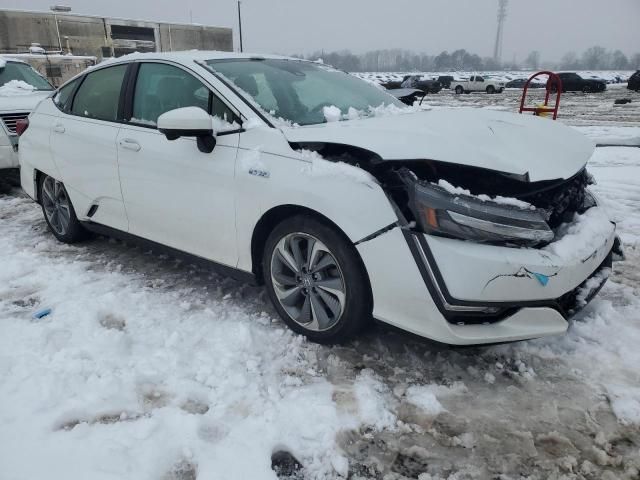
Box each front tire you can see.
[262,215,371,344]
[486,85,496,94]
[39,174,87,243]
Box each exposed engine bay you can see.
[292,142,596,247]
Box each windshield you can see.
[205,58,404,126]
[0,61,53,91]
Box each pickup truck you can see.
[452,75,505,94]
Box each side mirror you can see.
[157,106,216,153]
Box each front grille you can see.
[0,112,29,135]
[521,169,592,229]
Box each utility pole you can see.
[237,0,244,52]
[493,0,508,61]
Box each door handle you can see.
[119,138,141,152]
[52,123,65,133]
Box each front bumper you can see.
[0,131,19,169]
[357,213,617,345]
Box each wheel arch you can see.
[250,204,371,294]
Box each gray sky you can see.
[1,0,638,61]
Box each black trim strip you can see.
[402,229,613,324]
[121,62,140,122]
[354,222,398,245]
[81,221,257,285]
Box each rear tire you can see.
[455,85,464,94]
[262,215,371,344]
[39,174,87,243]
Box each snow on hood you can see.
[282,108,595,182]
[0,80,51,112]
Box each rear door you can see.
[50,63,129,231]
[116,61,240,266]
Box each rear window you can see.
[71,65,127,122]
[53,79,79,111]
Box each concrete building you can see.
[0,9,233,61]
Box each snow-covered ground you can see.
[1,94,639,479]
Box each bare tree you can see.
[581,46,608,69]
[525,51,540,70]
[610,50,629,70]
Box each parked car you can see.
[386,87,425,105]
[436,75,454,89]
[0,57,53,183]
[400,75,442,94]
[627,70,640,92]
[505,78,546,89]
[552,73,607,93]
[19,52,621,345]
[452,75,505,94]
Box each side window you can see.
[71,65,127,121]
[476,76,484,82]
[211,95,240,125]
[132,63,208,126]
[53,78,79,111]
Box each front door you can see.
[116,61,240,267]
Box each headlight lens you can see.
[410,181,554,246]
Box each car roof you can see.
[0,56,30,65]
[96,50,300,68]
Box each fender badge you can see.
[248,168,270,178]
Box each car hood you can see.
[0,91,51,113]
[281,108,594,182]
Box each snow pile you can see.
[543,206,614,262]
[437,179,534,209]
[211,115,240,133]
[575,267,611,307]
[322,105,342,123]
[353,369,397,430]
[605,385,640,426]
[0,79,36,96]
[0,196,359,480]
[298,149,378,188]
[405,386,444,416]
[405,382,468,417]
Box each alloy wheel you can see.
[41,177,71,236]
[270,232,346,332]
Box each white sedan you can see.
[18,51,621,344]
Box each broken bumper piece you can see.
[356,213,617,345]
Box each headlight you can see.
[409,181,554,246]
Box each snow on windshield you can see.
[0,61,53,91]
[0,79,37,97]
[204,58,405,126]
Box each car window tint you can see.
[53,79,79,110]
[71,65,127,121]
[132,63,210,126]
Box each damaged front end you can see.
[293,141,598,247]
[383,162,598,248]
[294,143,622,328]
